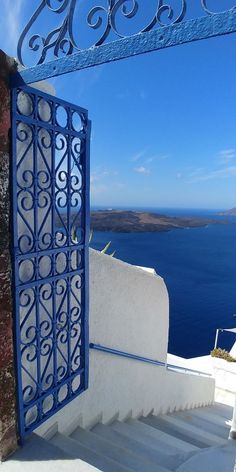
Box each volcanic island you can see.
[90,210,230,233]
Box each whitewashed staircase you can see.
[44,402,235,472]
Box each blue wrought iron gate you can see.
[11,84,90,440]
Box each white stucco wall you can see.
[36,249,214,436]
[212,357,236,406]
[89,249,169,360]
[230,341,236,358]
[168,353,236,406]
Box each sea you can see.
[90,207,236,359]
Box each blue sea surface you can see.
[90,208,236,358]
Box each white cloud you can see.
[188,168,205,179]
[218,149,236,164]
[189,166,236,182]
[131,150,169,165]
[90,167,121,197]
[131,149,148,162]
[2,0,24,51]
[90,167,123,199]
[90,175,97,184]
[134,166,150,175]
[90,184,108,196]
[91,168,118,183]
[146,154,168,164]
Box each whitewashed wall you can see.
[36,249,215,436]
[212,357,236,406]
[230,341,236,358]
[89,249,169,360]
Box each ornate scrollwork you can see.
[201,1,236,15]
[13,85,88,436]
[18,1,236,67]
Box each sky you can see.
[1,0,236,209]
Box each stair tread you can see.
[210,404,233,419]
[143,414,226,447]
[214,402,233,411]
[174,410,230,439]
[178,407,232,427]
[51,432,133,472]
[0,434,99,472]
[112,419,199,453]
[32,405,233,472]
[176,443,236,472]
[92,423,193,471]
[71,426,171,472]
[140,416,207,448]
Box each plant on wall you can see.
[72,227,115,257]
[211,348,236,362]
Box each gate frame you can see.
[0,50,19,462]
[11,83,91,441]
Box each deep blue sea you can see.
[90,208,236,358]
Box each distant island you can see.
[218,207,236,216]
[90,210,230,233]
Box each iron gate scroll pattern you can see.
[11,85,90,439]
[18,1,236,67]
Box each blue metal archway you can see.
[12,1,236,85]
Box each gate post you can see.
[0,50,18,460]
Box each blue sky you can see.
[2,1,236,209]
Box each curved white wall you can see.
[36,249,214,436]
[89,249,169,361]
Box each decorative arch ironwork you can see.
[14,1,236,84]
[17,1,236,67]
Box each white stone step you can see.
[143,414,227,448]
[111,419,199,454]
[174,409,230,439]
[209,403,233,419]
[127,418,202,453]
[214,402,233,411]
[176,443,236,472]
[50,432,133,472]
[140,416,205,448]
[0,433,100,472]
[92,422,193,471]
[70,425,170,472]
[179,407,232,428]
